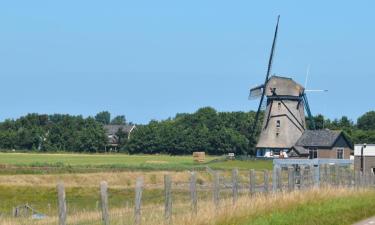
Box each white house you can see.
[354,144,375,174]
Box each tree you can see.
[111,115,126,125]
[95,111,111,125]
[357,111,375,130]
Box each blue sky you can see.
[0,1,374,124]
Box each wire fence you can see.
[2,165,375,225]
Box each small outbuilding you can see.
[103,124,136,151]
[288,130,353,159]
[354,144,375,175]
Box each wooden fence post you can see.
[355,170,360,188]
[276,167,282,191]
[335,164,340,186]
[272,166,278,192]
[322,164,327,185]
[347,168,353,188]
[57,182,66,225]
[288,167,294,191]
[213,171,220,210]
[314,165,320,187]
[263,170,269,194]
[249,169,256,196]
[299,166,305,189]
[134,177,143,225]
[190,172,197,214]
[100,181,109,225]
[232,169,239,204]
[164,175,172,224]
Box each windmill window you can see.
[278,102,281,110]
[276,120,281,128]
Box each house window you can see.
[309,148,318,159]
[372,168,375,175]
[337,148,344,159]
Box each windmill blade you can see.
[305,89,328,92]
[252,15,280,134]
[249,84,264,100]
[260,98,267,110]
[302,93,316,130]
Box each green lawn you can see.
[0,152,272,174]
[226,191,375,225]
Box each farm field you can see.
[0,152,273,174]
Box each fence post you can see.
[338,165,343,186]
[190,172,197,214]
[232,169,239,204]
[57,182,66,225]
[272,165,278,192]
[277,167,282,191]
[288,167,294,191]
[305,167,310,188]
[100,181,109,225]
[263,170,269,194]
[164,175,172,224]
[134,177,143,225]
[213,171,220,210]
[355,171,360,188]
[347,168,353,188]
[335,164,340,186]
[314,165,320,187]
[322,164,328,185]
[299,166,305,189]
[249,169,256,196]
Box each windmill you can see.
[249,16,317,158]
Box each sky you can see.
[0,1,374,124]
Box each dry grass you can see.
[0,169,264,188]
[1,187,373,225]
[0,171,199,188]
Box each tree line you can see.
[0,112,127,152]
[0,109,373,154]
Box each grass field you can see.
[0,152,273,174]
[0,153,374,225]
[2,187,374,225]
[0,152,272,221]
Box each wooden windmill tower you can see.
[249,16,316,158]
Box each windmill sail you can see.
[249,85,264,100]
[251,15,280,134]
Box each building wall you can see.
[317,147,351,159]
[354,144,375,156]
[354,156,375,174]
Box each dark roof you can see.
[103,124,135,135]
[290,145,309,155]
[294,130,342,148]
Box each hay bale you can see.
[193,152,205,163]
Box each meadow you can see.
[0,152,273,174]
[0,152,272,222]
[2,153,373,225]
[1,187,375,225]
